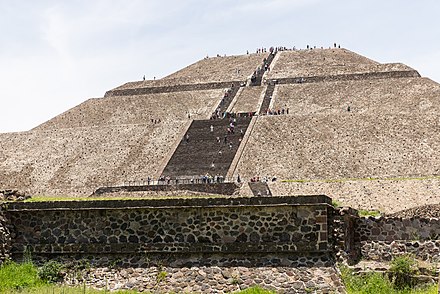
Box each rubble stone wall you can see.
[4,196,331,264]
[0,208,11,264]
[357,217,440,242]
[356,216,440,262]
[361,240,440,262]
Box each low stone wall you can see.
[5,196,332,262]
[93,182,240,196]
[355,216,440,262]
[3,196,344,292]
[9,195,440,290]
[357,217,440,242]
[361,240,440,262]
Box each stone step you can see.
[162,117,252,178]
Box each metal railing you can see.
[120,176,241,187]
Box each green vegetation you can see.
[0,261,276,294]
[38,260,64,283]
[0,261,136,293]
[0,261,46,292]
[389,255,419,290]
[358,209,381,217]
[4,286,139,294]
[340,258,438,294]
[156,270,167,283]
[332,199,342,208]
[233,286,276,294]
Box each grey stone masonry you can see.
[357,216,440,242]
[0,208,11,264]
[4,196,332,261]
[355,216,440,262]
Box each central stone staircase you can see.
[251,51,276,86]
[161,117,252,179]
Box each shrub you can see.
[38,260,64,283]
[389,254,418,290]
[340,265,394,294]
[156,270,167,283]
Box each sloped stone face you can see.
[237,113,440,182]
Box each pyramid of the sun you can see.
[1,48,440,213]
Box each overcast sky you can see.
[1,0,439,133]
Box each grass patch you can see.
[0,261,46,292]
[340,264,438,294]
[332,200,342,208]
[0,261,275,294]
[358,209,381,217]
[4,285,139,293]
[0,261,137,294]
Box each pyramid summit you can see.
[1,47,440,213]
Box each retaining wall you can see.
[93,182,240,196]
[105,81,242,97]
[271,69,420,85]
[4,195,440,291]
[4,196,332,267]
[356,216,440,262]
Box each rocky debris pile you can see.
[0,190,31,202]
[65,266,346,293]
[388,204,440,218]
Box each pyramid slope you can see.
[235,113,440,180]
[35,89,223,131]
[0,121,186,195]
[267,49,417,79]
[2,47,440,209]
[163,52,269,83]
[271,77,440,115]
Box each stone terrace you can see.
[0,121,186,196]
[111,76,233,92]
[267,178,440,214]
[235,113,440,181]
[267,48,416,79]
[35,89,223,130]
[108,52,270,93]
[230,86,266,114]
[162,53,269,84]
[272,77,440,115]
